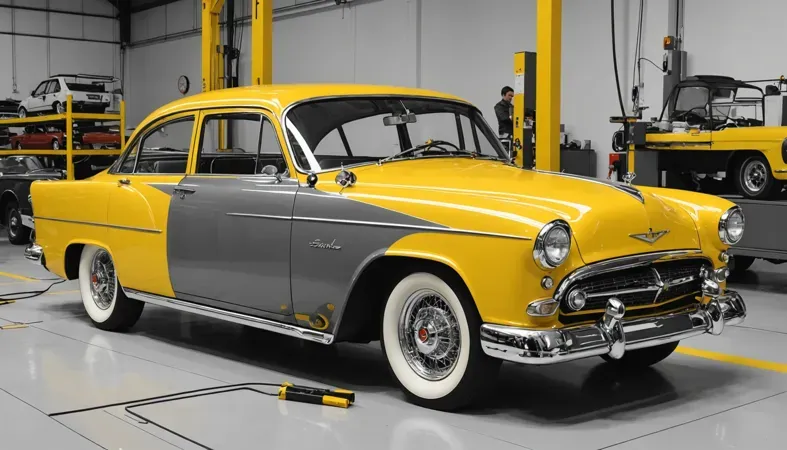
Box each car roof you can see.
[144,84,470,123]
[677,75,762,92]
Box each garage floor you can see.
[1,239,786,450]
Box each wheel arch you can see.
[63,240,115,281]
[0,190,19,226]
[333,253,474,343]
[726,149,766,176]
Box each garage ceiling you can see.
[126,0,183,13]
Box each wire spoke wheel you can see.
[742,160,768,193]
[89,249,116,310]
[398,288,461,381]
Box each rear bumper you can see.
[480,290,746,365]
[24,242,43,266]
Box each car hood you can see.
[342,158,700,264]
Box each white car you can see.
[18,74,119,118]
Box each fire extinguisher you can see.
[608,153,623,181]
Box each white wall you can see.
[0,0,120,101]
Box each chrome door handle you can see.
[118,178,130,186]
[173,187,196,199]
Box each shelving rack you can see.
[0,94,125,180]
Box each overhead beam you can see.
[0,4,115,19]
[535,0,561,172]
[130,0,183,13]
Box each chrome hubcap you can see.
[398,289,461,381]
[89,250,116,310]
[743,160,767,193]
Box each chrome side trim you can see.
[34,216,162,234]
[291,216,531,241]
[226,212,291,221]
[480,290,746,365]
[775,169,787,173]
[553,249,703,300]
[124,288,334,345]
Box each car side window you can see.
[47,80,61,94]
[33,82,48,97]
[115,138,139,173]
[132,117,195,174]
[197,112,287,176]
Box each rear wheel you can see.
[78,245,144,331]
[735,154,781,199]
[381,271,500,411]
[5,201,30,245]
[601,341,679,370]
[15,142,22,150]
[52,139,60,150]
[17,107,26,118]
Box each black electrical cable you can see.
[631,0,644,95]
[0,279,66,300]
[639,57,665,72]
[610,0,626,116]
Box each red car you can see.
[10,126,70,150]
[80,127,121,149]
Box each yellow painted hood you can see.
[337,158,700,264]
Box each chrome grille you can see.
[560,258,710,314]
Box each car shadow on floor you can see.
[125,306,746,422]
[729,269,787,294]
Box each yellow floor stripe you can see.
[678,347,787,374]
[0,271,36,282]
[43,290,80,296]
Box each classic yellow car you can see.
[25,84,747,411]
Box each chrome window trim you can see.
[34,216,162,234]
[279,94,504,175]
[226,212,291,221]
[553,249,704,301]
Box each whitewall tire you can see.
[78,245,144,331]
[381,270,500,411]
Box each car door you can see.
[167,109,296,316]
[28,81,49,112]
[105,112,197,297]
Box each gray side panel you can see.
[167,176,297,315]
[290,188,440,334]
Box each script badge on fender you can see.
[629,228,669,244]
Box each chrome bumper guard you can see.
[480,290,746,365]
[24,242,43,266]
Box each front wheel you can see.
[730,255,755,275]
[381,271,500,411]
[78,245,144,331]
[5,201,30,245]
[17,107,26,118]
[601,340,679,370]
[735,155,781,199]
[53,102,65,115]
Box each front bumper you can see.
[480,290,746,365]
[24,242,43,266]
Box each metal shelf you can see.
[0,94,125,180]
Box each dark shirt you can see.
[495,99,513,136]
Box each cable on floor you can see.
[0,279,66,301]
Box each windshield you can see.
[0,156,43,173]
[284,97,507,172]
[669,85,763,123]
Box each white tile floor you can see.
[1,239,786,450]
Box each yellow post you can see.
[251,0,272,85]
[120,100,126,149]
[201,0,224,93]
[535,0,561,172]
[66,94,74,181]
[513,52,525,168]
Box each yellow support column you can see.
[202,0,224,93]
[120,100,126,149]
[535,0,561,172]
[513,52,525,168]
[251,0,272,85]
[66,95,74,181]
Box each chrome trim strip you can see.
[291,216,531,241]
[775,169,787,173]
[553,249,703,300]
[124,288,334,345]
[480,290,746,365]
[226,212,291,221]
[34,216,162,234]
[586,286,660,298]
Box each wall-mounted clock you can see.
[178,75,190,95]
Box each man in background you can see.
[495,86,514,138]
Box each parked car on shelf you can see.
[26,84,747,411]
[77,125,121,149]
[0,155,63,244]
[10,125,78,150]
[0,99,20,147]
[18,74,119,118]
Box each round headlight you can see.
[534,220,571,270]
[718,206,745,245]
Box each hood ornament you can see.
[622,172,637,185]
[630,228,669,244]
